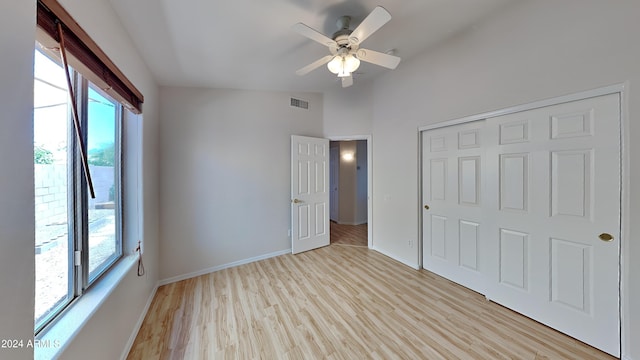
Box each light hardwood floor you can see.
[127,245,614,359]
[330,222,367,246]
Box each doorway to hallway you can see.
[329,138,370,248]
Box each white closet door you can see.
[421,93,621,356]
[485,93,620,356]
[421,120,489,295]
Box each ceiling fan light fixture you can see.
[344,54,360,73]
[327,54,360,77]
[327,56,342,74]
[294,6,399,87]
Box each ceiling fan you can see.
[293,6,401,88]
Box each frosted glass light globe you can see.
[343,54,360,73]
[327,56,342,74]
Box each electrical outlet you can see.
[408,240,413,248]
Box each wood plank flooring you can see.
[127,245,614,359]
[330,222,367,246]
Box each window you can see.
[34,0,143,340]
[34,47,123,333]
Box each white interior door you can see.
[485,94,620,356]
[421,120,489,295]
[421,93,621,356]
[291,135,330,254]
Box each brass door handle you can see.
[424,205,430,210]
[598,233,614,242]
[292,199,303,204]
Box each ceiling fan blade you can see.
[356,48,401,69]
[341,75,353,88]
[296,55,334,76]
[292,23,338,49]
[349,6,391,46]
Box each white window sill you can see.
[35,255,137,360]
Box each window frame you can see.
[34,47,125,334]
[33,47,76,333]
[33,0,143,343]
[80,79,124,288]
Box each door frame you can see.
[329,146,339,222]
[417,83,629,357]
[327,135,373,248]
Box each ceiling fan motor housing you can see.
[334,34,352,49]
[336,16,351,31]
[332,16,355,47]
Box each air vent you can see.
[290,97,309,110]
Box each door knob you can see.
[424,205,430,210]
[292,199,303,204]
[598,233,614,242]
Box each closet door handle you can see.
[598,233,614,242]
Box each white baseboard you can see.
[622,355,634,360]
[371,246,420,270]
[120,282,159,360]
[158,249,292,286]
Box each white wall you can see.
[335,140,368,225]
[158,87,323,281]
[337,141,358,224]
[0,1,37,358]
[323,83,373,137]
[369,0,639,358]
[0,0,160,358]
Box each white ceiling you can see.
[108,0,518,93]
